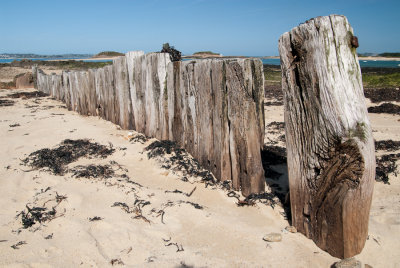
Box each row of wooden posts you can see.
[34,15,375,259]
[35,53,266,197]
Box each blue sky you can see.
[1,0,399,56]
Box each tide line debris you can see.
[368,103,400,115]
[16,191,68,230]
[0,99,14,107]
[144,140,216,186]
[375,140,400,152]
[162,237,184,252]
[376,153,400,184]
[89,216,103,222]
[110,258,124,266]
[22,139,115,175]
[364,87,400,103]
[71,164,115,179]
[6,90,48,99]
[165,187,197,197]
[11,241,27,249]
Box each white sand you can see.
[0,88,399,267]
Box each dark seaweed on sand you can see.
[376,153,400,184]
[145,140,215,184]
[71,164,115,179]
[368,103,400,115]
[0,99,15,107]
[6,91,48,99]
[364,88,400,103]
[129,133,148,144]
[18,205,56,228]
[375,140,400,152]
[22,139,115,175]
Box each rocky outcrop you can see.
[34,52,265,196]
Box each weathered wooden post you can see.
[279,15,375,258]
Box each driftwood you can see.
[279,15,375,258]
[34,54,265,196]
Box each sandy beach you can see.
[0,84,398,267]
[358,56,400,61]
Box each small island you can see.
[91,51,125,59]
[183,51,223,59]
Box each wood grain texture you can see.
[166,59,265,196]
[279,15,375,258]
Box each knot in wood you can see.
[351,36,359,48]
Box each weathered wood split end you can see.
[279,15,375,258]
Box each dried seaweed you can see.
[177,200,203,210]
[19,205,56,228]
[375,140,400,152]
[364,88,400,103]
[110,258,124,266]
[245,193,278,208]
[71,164,115,179]
[165,187,197,197]
[44,233,53,239]
[162,237,184,252]
[227,191,277,208]
[11,241,27,249]
[112,200,152,223]
[376,153,400,184]
[145,140,216,185]
[9,123,20,127]
[89,216,103,222]
[129,133,148,144]
[111,202,131,213]
[264,84,283,102]
[22,139,115,175]
[6,91,48,99]
[266,121,285,134]
[0,99,14,107]
[368,103,400,115]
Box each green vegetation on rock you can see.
[93,51,124,58]
[193,51,220,56]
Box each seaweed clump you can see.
[0,99,14,107]
[16,192,67,229]
[375,140,400,152]
[375,153,400,184]
[71,164,115,179]
[22,139,115,175]
[161,43,181,62]
[368,103,400,115]
[364,88,400,103]
[144,140,215,185]
[19,206,57,228]
[6,90,48,99]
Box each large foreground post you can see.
[279,15,375,258]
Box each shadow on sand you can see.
[261,145,291,222]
